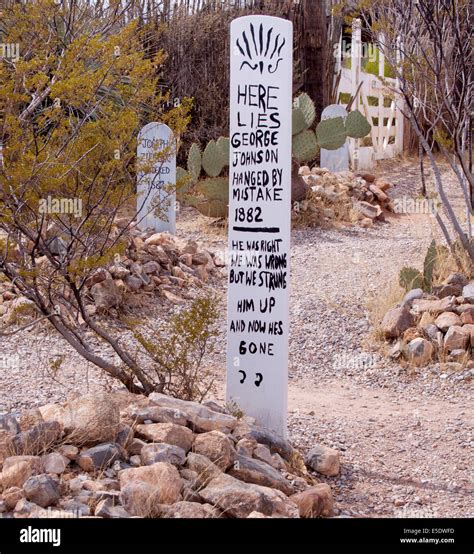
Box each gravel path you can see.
[0,157,472,518]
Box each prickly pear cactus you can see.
[345,109,372,139]
[292,130,319,163]
[294,92,316,129]
[216,136,230,167]
[292,107,308,136]
[422,239,437,292]
[316,117,347,150]
[195,177,229,218]
[399,267,424,292]
[187,143,202,183]
[202,140,225,178]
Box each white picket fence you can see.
[335,19,404,169]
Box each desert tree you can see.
[358,0,473,262]
[0,0,216,397]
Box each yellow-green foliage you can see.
[132,295,220,402]
[0,0,191,284]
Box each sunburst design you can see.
[236,22,286,74]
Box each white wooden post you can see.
[227,15,293,438]
[350,18,362,170]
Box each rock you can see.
[448,349,469,363]
[42,452,67,474]
[144,233,167,247]
[369,184,388,203]
[433,284,463,298]
[161,289,186,304]
[57,445,79,460]
[85,268,109,288]
[305,445,340,476]
[136,423,193,452]
[0,429,14,466]
[374,178,392,191]
[359,172,376,183]
[191,252,209,266]
[460,324,474,347]
[425,324,441,342]
[127,438,147,457]
[360,218,373,229]
[94,498,131,518]
[228,454,295,495]
[128,406,187,427]
[140,443,186,466]
[3,486,25,510]
[124,275,142,291]
[115,424,134,449]
[38,403,66,427]
[0,456,42,488]
[406,338,434,367]
[233,422,294,461]
[199,474,299,518]
[388,340,404,359]
[402,288,424,307]
[193,431,235,471]
[91,279,121,309]
[412,296,456,314]
[185,453,222,488]
[160,501,219,519]
[444,273,468,287]
[354,201,380,219]
[13,498,41,517]
[444,326,470,351]
[290,484,333,518]
[149,393,236,434]
[109,264,130,280]
[462,282,474,302]
[381,307,414,339]
[12,421,61,456]
[77,443,121,472]
[129,455,141,467]
[434,312,461,332]
[236,438,257,457]
[0,414,20,435]
[402,327,424,343]
[119,462,182,516]
[253,444,277,467]
[17,409,44,432]
[142,261,160,274]
[460,307,474,325]
[23,474,60,508]
[62,393,120,446]
[299,166,311,176]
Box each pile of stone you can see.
[296,166,393,228]
[0,392,340,519]
[381,273,474,371]
[0,230,225,324]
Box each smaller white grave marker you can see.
[137,122,176,233]
[319,104,350,172]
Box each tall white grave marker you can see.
[137,122,176,233]
[227,16,293,438]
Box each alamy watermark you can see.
[333,351,377,372]
[333,40,377,63]
[393,196,440,216]
[38,196,83,218]
[0,43,20,62]
[0,353,20,371]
